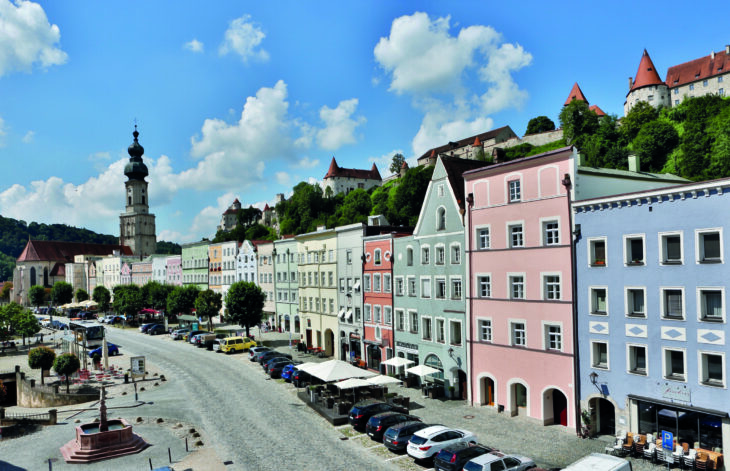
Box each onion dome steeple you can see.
[124,125,149,181]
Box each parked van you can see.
[563,453,632,471]
[219,337,248,354]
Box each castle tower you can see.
[119,126,156,257]
[624,49,670,115]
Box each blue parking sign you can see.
[662,430,674,450]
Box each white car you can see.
[463,451,536,471]
[407,425,477,460]
[170,328,190,340]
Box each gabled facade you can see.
[336,223,366,361]
[181,240,209,290]
[273,237,299,334]
[255,241,276,327]
[152,255,168,285]
[363,234,394,371]
[208,242,223,293]
[220,240,238,313]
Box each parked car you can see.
[280,364,299,382]
[217,337,248,353]
[139,323,156,333]
[88,343,119,358]
[171,328,190,340]
[407,425,477,461]
[249,346,270,362]
[434,443,496,471]
[463,451,536,471]
[366,412,421,442]
[188,331,210,344]
[267,359,296,378]
[147,324,166,335]
[291,367,312,387]
[383,421,431,452]
[257,350,291,365]
[561,453,632,471]
[262,355,292,371]
[348,401,408,431]
[212,339,224,352]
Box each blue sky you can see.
[1,1,728,243]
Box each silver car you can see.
[170,328,190,340]
[463,451,536,471]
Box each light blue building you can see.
[574,179,730,453]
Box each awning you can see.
[338,309,346,319]
[345,310,353,321]
[406,364,440,377]
[177,315,197,321]
[627,394,729,418]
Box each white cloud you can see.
[316,98,366,151]
[294,156,319,169]
[184,38,204,53]
[412,112,494,158]
[0,0,67,76]
[180,192,238,242]
[21,130,34,143]
[219,14,269,63]
[0,116,6,146]
[88,151,111,162]
[275,171,290,186]
[368,149,405,176]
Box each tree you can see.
[167,285,200,317]
[194,289,222,331]
[112,285,143,321]
[620,101,659,142]
[51,281,73,306]
[75,289,89,303]
[141,281,173,312]
[14,307,40,346]
[1,281,12,300]
[225,282,265,337]
[559,100,599,149]
[53,353,80,393]
[238,206,263,228]
[525,116,556,135]
[29,285,46,307]
[28,346,56,385]
[387,165,434,226]
[632,120,680,172]
[334,188,372,226]
[92,285,111,313]
[389,153,406,175]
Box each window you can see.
[421,278,431,298]
[422,317,432,340]
[355,307,361,322]
[626,288,646,317]
[365,305,371,322]
[409,311,418,334]
[373,274,381,292]
[591,288,607,314]
[339,278,345,293]
[438,184,444,196]
[698,230,722,262]
[329,299,334,314]
[674,88,679,95]
[383,306,392,325]
[700,352,724,387]
[384,274,392,293]
[626,236,645,265]
[509,275,525,299]
[451,279,462,300]
[477,227,490,250]
[435,246,445,265]
[690,84,695,91]
[407,248,413,266]
[374,249,382,265]
[421,247,430,264]
[477,275,491,298]
[662,288,684,319]
[592,342,609,369]
[363,274,371,292]
[543,220,559,246]
[508,180,521,202]
[396,310,405,331]
[395,277,404,296]
[511,322,526,346]
[544,275,561,300]
[374,306,382,323]
[699,289,723,321]
[478,319,492,342]
[721,88,725,97]
[436,279,446,299]
[435,318,445,343]
[408,277,416,297]
[628,345,647,375]
[450,320,462,346]
[509,224,524,248]
[437,208,446,231]
[664,348,686,381]
[703,79,708,87]
[346,249,352,264]
[545,325,562,351]
[451,245,461,264]
[661,233,682,264]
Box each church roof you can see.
[564,82,588,105]
[629,49,665,93]
[417,126,517,162]
[589,105,606,116]
[666,48,730,88]
[17,240,133,263]
[323,157,382,181]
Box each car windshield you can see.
[409,435,427,445]
[463,462,483,471]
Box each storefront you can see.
[395,341,419,366]
[365,341,382,372]
[349,332,361,362]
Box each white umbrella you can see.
[381,357,414,367]
[307,359,377,382]
[294,362,321,373]
[406,364,440,377]
[335,377,372,390]
[82,300,98,308]
[367,375,402,386]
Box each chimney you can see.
[628,77,633,90]
[628,154,640,173]
[726,45,730,55]
[712,51,716,60]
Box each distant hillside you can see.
[0,215,181,281]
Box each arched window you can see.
[43,267,49,287]
[30,267,37,287]
[424,354,445,381]
[406,248,413,266]
[437,208,446,231]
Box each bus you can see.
[67,320,106,348]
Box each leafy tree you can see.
[155,240,182,255]
[334,188,372,226]
[75,289,89,303]
[525,116,556,135]
[141,281,173,312]
[621,101,659,142]
[53,353,81,393]
[559,100,599,149]
[194,289,222,331]
[238,206,263,228]
[112,285,143,320]
[29,285,46,307]
[51,281,73,306]
[225,281,265,337]
[389,153,406,175]
[245,224,276,241]
[167,285,200,317]
[14,307,41,345]
[581,115,627,168]
[92,285,111,313]
[1,281,12,300]
[370,184,391,217]
[277,182,327,235]
[28,346,56,385]
[387,165,434,226]
[632,120,680,172]
[708,107,730,178]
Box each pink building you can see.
[166,255,182,286]
[362,236,395,372]
[464,147,576,430]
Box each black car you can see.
[267,359,297,378]
[382,421,431,452]
[433,443,496,471]
[258,350,292,365]
[147,324,166,335]
[262,356,290,371]
[291,368,312,387]
[348,401,408,431]
[366,412,421,441]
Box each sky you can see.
[1,0,729,244]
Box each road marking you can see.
[384,454,409,462]
[367,443,384,450]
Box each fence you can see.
[0,407,57,425]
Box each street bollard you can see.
[148,458,152,470]
[185,437,188,452]
[168,447,172,463]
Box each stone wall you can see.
[15,369,98,408]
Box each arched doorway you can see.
[542,388,568,426]
[509,382,528,417]
[480,376,495,406]
[324,329,334,357]
[294,316,300,334]
[458,369,467,400]
[589,397,616,436]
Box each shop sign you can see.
[396,341,418,350]
[130,356,145,377]
[661,383,691,402]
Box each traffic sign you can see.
[662,430,674,450]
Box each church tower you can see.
[119,126,156,257]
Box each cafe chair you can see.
[643,442,657,463]
[682,449,697,470]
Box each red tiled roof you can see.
[589,105,606,116]
[417,126,517,162]
[629,49,664,92]
[263,204,270,212]
[223,207,240,215]
[323,156,381,181]
[666,48,730,88]
[564,82,588,105]
[50,262,65,277]
[473,136,481,146]
[17,240,133,263]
